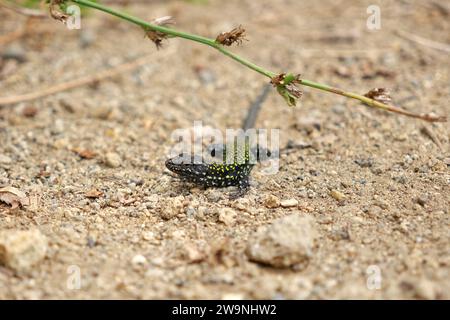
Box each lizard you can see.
[165,84,272,197]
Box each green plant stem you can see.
[71,0,275,78]
[298,79,443,121]
[69,0,445,122]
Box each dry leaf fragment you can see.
[0,187,29,209]
[72,148,96,159]
[85,189,103,199]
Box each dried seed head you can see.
[271,73,303,106]
[285,83,303,99]
[270,73,286,86]
[146,16,175,49]
[364,88,392,104]
[49,0,69,24]
[215,25,247,46]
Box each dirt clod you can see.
[0,229,47,274]
[264,195,281,208]
[246,215,316,268]
[218,208,237,226]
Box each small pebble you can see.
[280,198,298,208]
[183,243,204,263]
[105,152,121,168]
[232,198,251,211]
[218,208,237,226]
[131,254,147,266]
[246,215,316,268]
[0,229,47,274]
[415,194,428,207]
[0,155,12,164]
[264,195,281,208]
[330,189,346,201]
[160,196,184,220]
[142,231,154,241]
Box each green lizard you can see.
[165,84,272,197]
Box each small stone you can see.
[330,227,351,241]
[131,254,147,266]
[218,208,237,226]
[142,231,155,241]
[232,198,251,211]
[0,155,12,165]
[414,280,436,299]
[87,236,96,248]
[367,206,382,218]
[264,195,281,208]
[246,214,316,268]
[205,189,225,202]
[373,199,389,210]
[354,158,374,168]
[395,133,408,142]
[330,189,346,201]
[160,196,184,220]
[0,229,47,273]
[22,105,38,118]
[194,206,207,220]
[392,174,407,184]
[92,106,112,120]
[105,152,121,168]
[280,198,298,208]
[183,243,204,263]
[370,165,384,175]
[400,279,436,299]
[51,119,65,134]
[2,44,27,63]
[415,195,428,207]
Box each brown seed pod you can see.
[49,0,69,23]
[364,88,392,104]
[270,73,301,86]
[285,83,303,99]
[215,25,247,46]
[146,16,175,49]
[270,73,286,86]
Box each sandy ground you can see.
[0,0,449,299]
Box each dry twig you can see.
[395,29,450,53]
[0,54,154,106]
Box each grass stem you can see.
[68,0,446,122]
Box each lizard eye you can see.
[210,148,216,157]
